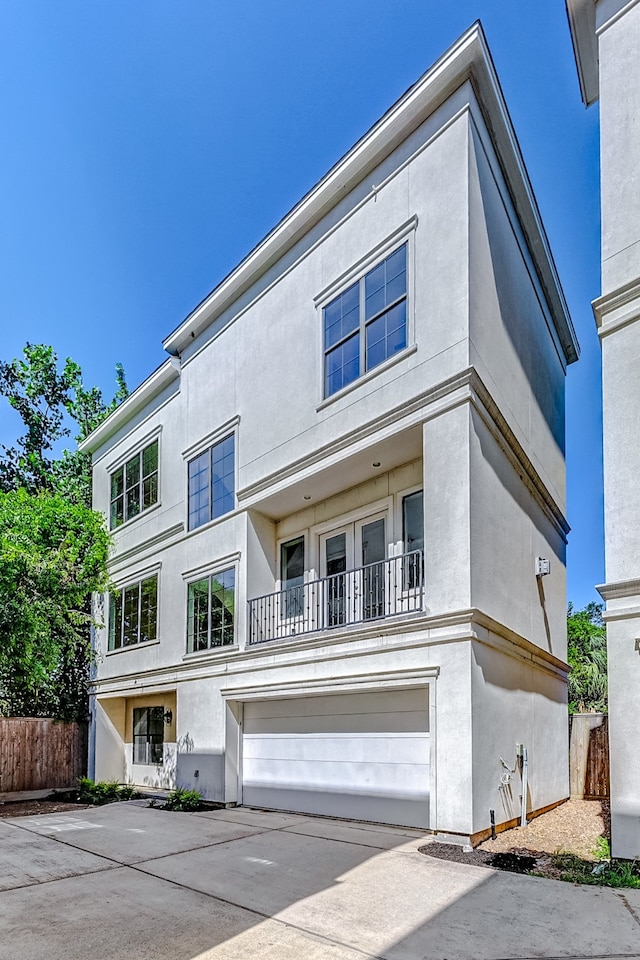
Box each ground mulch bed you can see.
[420,799,611,880]
[0,797,91,818]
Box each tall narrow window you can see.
[133,706,164,765]
[324,244,407,397]
[281,536,305,618]
[187,568,235,652]
[109,574,158,651]
[188,434,235,530]
[403,490,424,589]
[110,439,159,529]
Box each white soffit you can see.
[566,0,599,106]
[161,21,579,367]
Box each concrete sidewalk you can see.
[0,802,638,960]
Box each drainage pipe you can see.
[520,747,528,827]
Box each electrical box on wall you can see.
[535,557,551,577]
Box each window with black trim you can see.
[188,434,235,530]
[324,243,407,397]
[280,536,305,618]
[110,440,158,529]
[109,574,158,651]
[133,706,164,765]
[187,567,235,652]
[402,490,424,589]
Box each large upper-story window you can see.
[187,567,236,652]
[109,574,158,651]
[188,434,235,530]
[324,243,407,397]
[110,440,158,529]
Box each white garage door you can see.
[241,689,430,829]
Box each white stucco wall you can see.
[599,0,640,293]
[87,40,573,840]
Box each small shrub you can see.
[161,787,202,812]
[77,777,138,805]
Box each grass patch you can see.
[547,852,640,888]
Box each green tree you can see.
[0,343,128,719]
[567,602,608,714]
[0,489,111,720]
[0,342,127,506]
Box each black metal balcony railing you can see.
[248,550,424,645]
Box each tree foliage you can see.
[0,343,128,507]
[0,489,111,720]
[0,343,128,719]
[567,602,608,714]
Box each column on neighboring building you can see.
[595,0,640,860]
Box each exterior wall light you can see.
[163,709,173,726]
[635,639,640,655]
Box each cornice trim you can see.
[237,366,474,503]
[238,366,569,540]
[596,577,640,601]
[593,276,640,338]
[109,522,184,571]
[468,372,570,539]
[91,604,567,696]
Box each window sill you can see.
[317,343,418,411]
[106,638,161,656]
[183,507,241,541]
[182,644,239,663]
[111,500,163,535]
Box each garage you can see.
[241,688,430,829]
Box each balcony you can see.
[247,551,424,645]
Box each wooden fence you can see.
[569,712,610,799]
[0,718,88,795]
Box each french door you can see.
[320,514,386,627]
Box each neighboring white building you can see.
[82,24,578,845]
[567,0,640,858]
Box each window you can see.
[133,706,164,765]
[281,536,305,618]
[110,440,158,528]
[187,567,235,652]
[188,434,235,530]
[109,574,158,651]
[403,490,424,588]
[324,244,407,397]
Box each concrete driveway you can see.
[0,802,639,960]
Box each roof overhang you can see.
[566,0,599,106]
[162,21,579,366]
[79,357,181,455]
[82,22,580,452]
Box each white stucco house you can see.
[567,0,640,858]
[82,23,578,845]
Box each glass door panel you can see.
[325,531,347,627]
[358,516,386,620]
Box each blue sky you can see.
[0,1,602,607]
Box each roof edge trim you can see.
[566,0,599,106]
[79,357,181,455]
